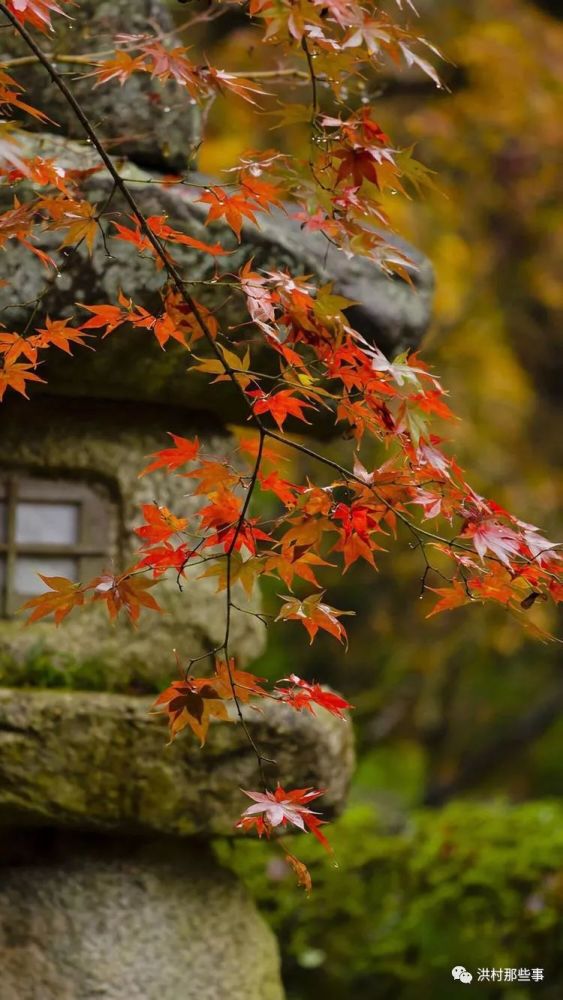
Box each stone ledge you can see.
[0,688,355,836]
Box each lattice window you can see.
[0,477,109,617]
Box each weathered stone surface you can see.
[0,835,284,1000]
[1,132,433,426]
[1,0,200,170]
[0,398,265,692]
[0,688,355,834]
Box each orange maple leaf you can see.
[0,360,45,400]
[91,571,162,624]
[212,658,269,703]
[198,187,259,242]
[32,317,93,355]
[276,592,355,645]
[21,574,86,625]
[426,579,472,617]
[139,433,200,477]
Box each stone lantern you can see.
[0,2,433,996]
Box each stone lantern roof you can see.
[3,132,433,426]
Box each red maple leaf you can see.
[135,503,188,544]
[237,785,332,852]
[248,389,315,431]
[152,677,229,745]
[136,542,194,578]
[276,674,353,718]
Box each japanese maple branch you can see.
[222,427,274,783]
[4,7,554,609]
[0,4,454,567]
[263,429,557,581]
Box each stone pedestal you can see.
[0,689,354,998]
[0,834,283,1000]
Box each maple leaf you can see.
[47,200,98,255]
[0,360,45,401]
[240,172,284,210]
[198,487,242,534]
[259,471,303,507]
[21,574,86,625]
[0,331,38,364]
[7,0,69,33]
[111,216,228,258]
[91,52,146,87]
[199,551,262,596]
[248,389,315,431]
[264,547,333,590]
[117,299,188,351]
[80,303,129,336]
[152,678,230,745]
[331,501,386,570]
[462,518,522,566]
[135,503,188,545]
[205,519,273,557]
[142,41,197,88]
[334,148,380,188]
[276,592,354,645]
[237,785,332,853]
[183,459,238,496]
[91,571,162,624]
[398,42,442,89]
[276,674,353,718]
[32,317,93,355]
[139,433,200,477]
[136,542,194,578]
[212,658,269,703]
[0,71,54,124]
[198,187,259,242]
[202,68,269,106]
[426,579,472,617]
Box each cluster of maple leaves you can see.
[0,0,561,888]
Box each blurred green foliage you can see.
[217,800,563,999]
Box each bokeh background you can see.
[182,1,563,996]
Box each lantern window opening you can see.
[0,477,109,617]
